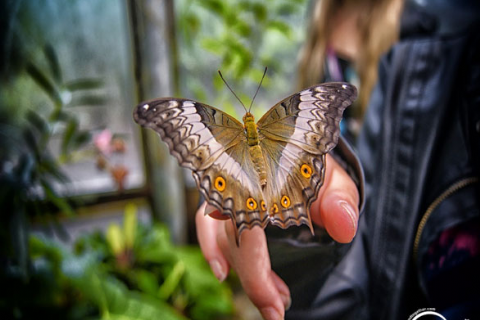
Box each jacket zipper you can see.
[413,176,479,264]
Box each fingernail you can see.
[205,204,217,215]
[209,259,226,282]
[260,307,283,320]
[339,200,358,234]
[281,293,292,310]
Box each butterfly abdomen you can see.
[249,145,267,186]
[243,112,267,186]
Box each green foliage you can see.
[175,0,307,118]
[98,205,234,319]
[0,205,234,319]
[0,43,106,279]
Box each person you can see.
[196,0,480,319]
[298,0,401,139]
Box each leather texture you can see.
[269,2,480,319]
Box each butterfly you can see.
[133,73,357,244]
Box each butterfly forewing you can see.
[257,82,357,154]
[134,98,244,170]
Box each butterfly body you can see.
[134,82,357,243]
[242,112,267,186]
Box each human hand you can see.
[195,154,360,320]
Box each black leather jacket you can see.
[269,2,480,319]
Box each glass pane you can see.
[1,0,144,196]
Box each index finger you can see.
[195,202,230,282]
[219,223,289,320]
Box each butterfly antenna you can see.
[218,70,247,113]
[248,67,268,113]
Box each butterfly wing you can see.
[260,139,326,232]
[257,83,357,231]
[192,142,269,241]
[133,98,267,241]
[134,98,244,170]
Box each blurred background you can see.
[0,0,312,318]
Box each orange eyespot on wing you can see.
[246,197,257,210]
[260,200,267,211]
[281,195,291,208]
[301,163,312,178]
[214,176,226,191]
[270,203,279,215]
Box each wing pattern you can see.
[258,83,357,233]
[134,98,243,170]
[133,82,357,243]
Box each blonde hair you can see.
[298,0,403,119]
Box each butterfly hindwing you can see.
[260,139,326,233]
[192,142,269,241]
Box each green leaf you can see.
[223,10,240,28]
[61,118,78,156]
[185,13,201,34]
[232,20,251,37]
[69,94,109,107]
[40,157,69,184]
[275,2,303,15]
[106,224,124,255]
[178,249,222,296]
[26,63,63,107]
[135,270,159,296]
[77,272,187,320]
[223,38,252,78]
[189,294,234,320]
[176,247,234,318]
[44,44,62,84]
[221,51,233,71]
[41,179,75,216]
[251,2,268,22]
[200,38,223,55]
[124,203,137,249]
[158,261,185,300]
[198,0,226,16]
[29,236,64,271]
[64,78,104,91]
[50,110,73,125]
[232,54,252,79]
[71,131,91,150]
[26,110,50,136]
[266,20,292,38]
